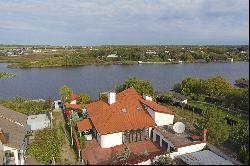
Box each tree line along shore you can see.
[0,45,248,68]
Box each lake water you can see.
[0,62,249,100]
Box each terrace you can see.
[155,125,203,148]
[81,139,163,165]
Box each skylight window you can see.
[121,108,127,113]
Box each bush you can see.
[198,107,230,145]
[1,96,50,115]
[26,127,64,164]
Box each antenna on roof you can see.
[173,122,185,134]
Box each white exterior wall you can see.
[169,143,207,159]
[146,107,174,126]
[70,100,77,104]
[99,132,123,148]
[155,112,174,126]
[136,159,152,165]
[3,146,20,165]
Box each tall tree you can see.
[59,85,73,103]
[77,93,90,105]
[116,77,154,97]
[198,107,230,145]
[204,76,233,98]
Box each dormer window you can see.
[136,106,141,112]
[121,108,127,113]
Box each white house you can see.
[27,114,51,131]
[76,87,208,164]
[0,105,27,165]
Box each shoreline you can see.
[0,59,248,69]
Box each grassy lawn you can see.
[189,100,248,122]
[161,102,248,163]
[161,103,202,134]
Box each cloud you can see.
[0,0,248,45]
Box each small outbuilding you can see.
[173,92,188,105]
[27,114,50,131]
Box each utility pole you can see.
[70,119,73,146]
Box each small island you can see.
[0,72,16,79]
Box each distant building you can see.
[173,92,188,105]
[146,50,158,56]
[107,54,118,58]
[32,49,42,53]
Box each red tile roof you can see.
[77,119,93,133]
[71,93,79,101]
[86,87,158,135]
[64,102,82,110]
[140,99,175,115]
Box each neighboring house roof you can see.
[177,150,234,165]
[86,87,157,135]
[64,103,82,110]
[173,92,187,101]
[77,118,93,133]
[71,94,79,101]
[0,105,27,127]
[0,105,27,149]
[0,142,3,165]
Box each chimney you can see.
[143,94,152,101]
[202,129,208,142]
[108,91,116,104]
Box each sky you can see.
[0,0,249,45]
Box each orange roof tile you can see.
[64,102,82,110]
[140,99,175,115]
[77,119,93,133]
[71,93,79,101]
[86,87,156,135]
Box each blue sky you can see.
[0,0,249,45]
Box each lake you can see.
[0,62,249,100]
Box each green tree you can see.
[198,107,230,145]
[225,88,249,111]
[157,92,174,105]
[230,122,249,164]
[204,76,233,98]
[156,155,176,165]
[175,77,205,98]
[77,93,90,105]
[59,85,73,103]
[116,77,154,97]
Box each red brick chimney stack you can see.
[202,129,208,142]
